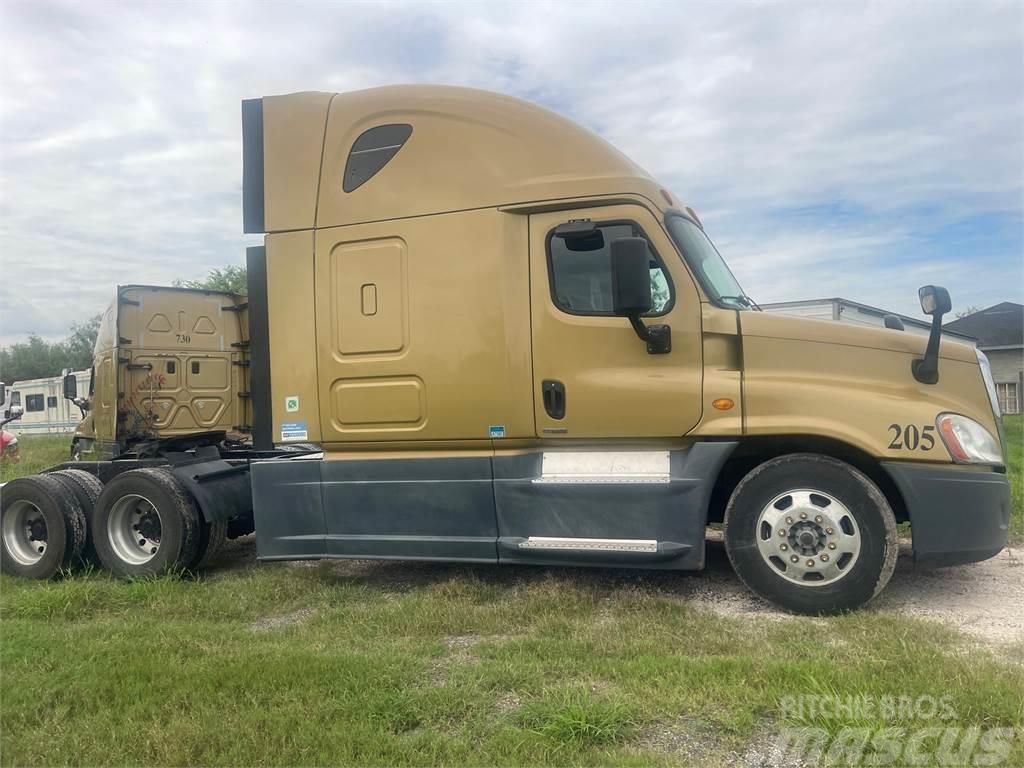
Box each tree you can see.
[955,306,980,319]
[64,314,102,370]
[0,314,103,383]
[174,265,247,295]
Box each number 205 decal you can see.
[887,424,935,451]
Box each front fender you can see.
[741,335,996,463]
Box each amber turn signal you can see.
[712,398,734,411]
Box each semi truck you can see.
[0,85,1010,615]
[67,284,252,461]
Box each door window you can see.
[547,221,673,316]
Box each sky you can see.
[1,0,1021,347]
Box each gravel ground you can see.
[213,533,1023,646]
[684,536,1024,646]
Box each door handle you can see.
[542,379,566,420]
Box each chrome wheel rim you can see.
[108,494,162,565]
[2,501,48,565]
[755,489,861,587]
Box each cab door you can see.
[528,204,703,438]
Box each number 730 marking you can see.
[887,424,935,451]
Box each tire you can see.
[723,453,898,615]
[49,469,104,566]
[191,520,228,571]
[1,475,86,579]
[93,468,202,577]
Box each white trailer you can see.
[7,370,91,435]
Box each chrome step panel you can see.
[532,450,670,484]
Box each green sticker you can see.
[285,396,300,413]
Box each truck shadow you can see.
[211,531,767,609]
[208,532,1021,636]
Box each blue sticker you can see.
[489,425,506,438]
[281,421,309,442]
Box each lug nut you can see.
[780,544,788,551]
[815,515,823,523]
[821,554,830,562]
[806,559,815,567]
[786,517,794,525]
[828,543,836,550]
[826,528,834,535]
[799,512,808,520]
[790,555,799,563]
[779,529,786,537]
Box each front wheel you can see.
[724,454,898,615]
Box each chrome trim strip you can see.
[519,536,658,553]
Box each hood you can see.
[740,311,977,364]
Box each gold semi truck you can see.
[67,284,252,460]
[1,86,1010,614]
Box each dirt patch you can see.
[494,691,522,715]
[873,544,1023,645]
[428,634,484,685]
[251,607,316,632]
[636,718,793,768]
[669,537,1024,647]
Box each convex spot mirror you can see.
[611,237,653,316]
[919,285,951,316]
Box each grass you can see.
[0,434,69,482]
[1,560,1023,766]
[1,423,1022,765]
[1004,414,1023,542]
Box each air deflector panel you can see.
[343,124,412,192]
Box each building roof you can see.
[943,302,1024,348]
[760,297,975,340]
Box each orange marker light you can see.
[712,398,734,411]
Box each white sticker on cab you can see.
[281,421,308,442]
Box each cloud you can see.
[0,0,1021,347]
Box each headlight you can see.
[936,413,1003,465]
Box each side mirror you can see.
[63,372,78,400]
[919,285,951,316]
[913,285,951,385]
[10,405,22,421]
[610,237,670,354]
[611,237,653,316]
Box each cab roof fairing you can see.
[244,85,684,234]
